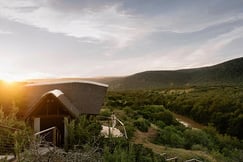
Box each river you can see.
[172,113,204,129]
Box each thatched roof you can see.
[24,81,108,118]
[24,89,80,118]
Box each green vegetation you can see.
[65,116,165,161]
[0,107,165,161]
[0,84,243,161]
[64,115,102,150]
[0,105,32,160]
[166,86,243,139]
[104,88,243,161]
[93,57,243,90]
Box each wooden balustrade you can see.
[34,126,61,146]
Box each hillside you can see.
[96,57,243,90]
[26,57,243,90]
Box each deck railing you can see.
[98,115,128,139]
[34,126,61,146]
[0,124,19,157]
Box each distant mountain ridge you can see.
[28,57,243,90]
[95,57,243,90]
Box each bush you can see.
[99,108,112,117]
[184,129,211,149]
[64,115,102,150]
[0,106,32,160]
[124,122,135,139]
[103,139,165,162]
[155,121,166,129]
[134,118,150,132]
[155,126,185,147]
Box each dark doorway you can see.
[40,116,64,146]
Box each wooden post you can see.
[53,128,57,146]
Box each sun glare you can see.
[0,75,25,84]
[3,78,16,84]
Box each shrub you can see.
[124,122,135,139]
[64,115,102,150]
[184,129,211,149]
[99,108,112,117]
[155,121,166,129]
[155,126,185,147]
[134,118,150,132]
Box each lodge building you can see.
[22,81,108,145]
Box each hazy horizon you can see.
[1,0,243,81]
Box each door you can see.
[40,116,64,146]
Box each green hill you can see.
[26,57,243,90]
[97,57,243,90]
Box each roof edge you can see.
[24,89,80,119]
[25,80,109,87]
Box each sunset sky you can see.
[0,0,243,81]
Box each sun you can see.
[0,78,18,86]
[2,78,16,84]
[0,76,25,84]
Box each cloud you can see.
[145,26,243,69]
[0,0,150,48]
[0,0,243,79]
[0,29,12,34]
[187,27,243,63]
[0,71,59,81]
[144,5,243,34]
[1,0,243,49]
